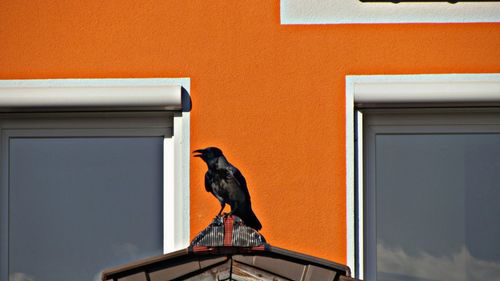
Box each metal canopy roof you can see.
[101,215,362,281]
[102,246,360,281]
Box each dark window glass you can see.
[8,137,163,281]
[374,134,500,281]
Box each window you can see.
[0,79,190,281]
[363,109,500,281]
[345,74,500,279]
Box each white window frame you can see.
[0,78,191,254]
[281,0,500,24]
[345,73,500,279]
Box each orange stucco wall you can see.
[1,1,499,264]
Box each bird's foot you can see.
[215,212,230,219]
[217,212,235,220]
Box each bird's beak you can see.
[193,149,205,158]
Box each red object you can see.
[223,215,234,246]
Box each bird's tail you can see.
[239,208,262,231]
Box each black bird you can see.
[193,147,262,231]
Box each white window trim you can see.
[0,78,182,109]
[345,73,500,279]
[0,78,190,254]
[281,0,500,24]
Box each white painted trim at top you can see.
[0,78,182,110]
[281,0,500,24]
[0,78,191,255]
[354,75,500,103]
[345,73,500,279]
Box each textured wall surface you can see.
[1,0,500,263]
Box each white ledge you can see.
[0,79,182,111]
[349,74,500,104]
[281,0,500,24]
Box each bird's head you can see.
[193,147,224,166]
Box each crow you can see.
[193,147,262,231]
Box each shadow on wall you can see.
[182,87,192,112]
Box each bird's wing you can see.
[230,168,246,187]
[228,166,251,197]
[204,172,213,193]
